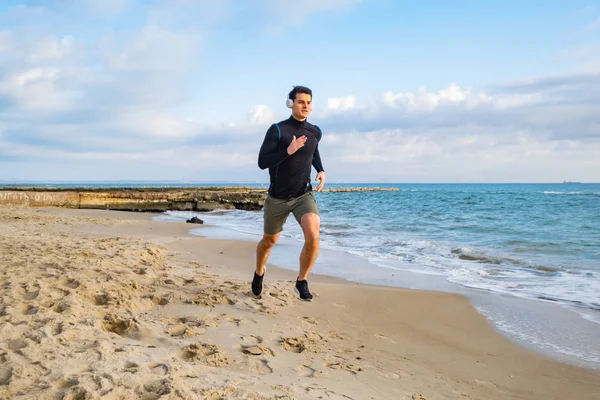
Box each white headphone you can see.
[286,98,293,108]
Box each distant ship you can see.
[562,181,581,184]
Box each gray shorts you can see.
[263,191,319,235]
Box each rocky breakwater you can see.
[0,187,267,212]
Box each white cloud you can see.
[3,71,600,182]
[27,36,74,62]
[0,30,12,51]
[319,127,600,183]
[115,111,199,138]
[100,24,200,74]
[327,96,356,110]
[248,105,277,125]
[0,67,82,112]
[0,1,206,129]
[300,74,599,182]
[379,83,491,111]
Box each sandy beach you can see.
[0,206,599,400]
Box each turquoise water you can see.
[315,183,600,311]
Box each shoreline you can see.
[157,211,600,371]
[1,206,599,399]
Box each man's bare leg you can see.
[252,232,280,297]
[298,213,320,280]
[256,233,280,276]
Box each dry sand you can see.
[0,206,599,400]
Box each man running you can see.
[252,85,326,301]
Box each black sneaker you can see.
[251,271,264,297]
[295,279,313,301]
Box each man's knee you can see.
[301,213,320,244]
[261,233,280,248]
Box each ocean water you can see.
[153,182,600,369]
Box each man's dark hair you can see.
[288,85,312,101]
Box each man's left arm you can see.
[312,128,326,192]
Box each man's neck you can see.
[291,113,306,122]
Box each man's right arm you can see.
[258,124,289,170]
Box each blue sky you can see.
[1,0,599,183]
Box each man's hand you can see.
[287,135,307,155]
[315,171,326,192]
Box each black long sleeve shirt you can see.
[258,116,325,199]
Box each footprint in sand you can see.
[305,385,354,399]
[235,339,275,374]
[474,379,498,388]
[244,298,278,315]
[94,292,110,306]
[183,278,199,286]
[188,261,208,269]
[301,316,319,325]
[153,278,176,286]
[147,363,170,375]
[138,378,173,400]
[181,343,230,367]
[62,277,81,289]
[57,381,95,399]
[267,290,292,305]
[299,364,317,378]
[0,365,12,385]
[281,334,327,354]
[240,335,263,346]
[101,313,143,338]
[50,321,64,336]
[57,371,115,398]
[20,282,40,300]
[170,314,213,330]
[189,287,235,307]
[382,371,401,380]
[167,324,195,338]
[374,333,396,343]
[281,337,306,353]
[247,357,274,374]
[48,300,70,314]
[328,331,348,341]
[225,317,244,327]
[222,280,244,291]
[123,361,140,373]
[241,344,274,357]
[325,356,362,374]
[148,292,177,306]
[21,304,38,315]
[7,338,28,351]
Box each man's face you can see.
[292,93,312,120]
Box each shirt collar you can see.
[288,115,307,126]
